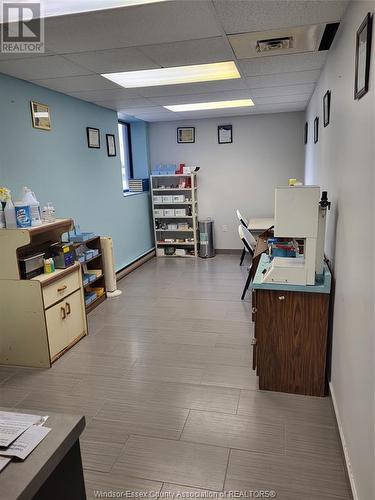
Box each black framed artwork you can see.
[354,12,373,99]
[323,91,331,127]
[177,127,195,143]
[304,122,308,144]
[87,127,100,148]
[106,134,117,157]
[314,117,319,144]
[218,124,233,144]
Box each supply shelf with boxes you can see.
[0,219,88,368]
[151,173,198,258]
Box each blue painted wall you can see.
[0,72,154,270]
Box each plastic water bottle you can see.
[4,192,17,229]
[22,187,42,226]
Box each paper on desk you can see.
[0,411,43,447]
[0,457,11,472]
[0,425,51,460]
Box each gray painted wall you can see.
[305,2,375,498]
[149,112,305,249]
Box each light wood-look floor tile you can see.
[84,470,162,500]
[181,410,284,454]
[128,363,203,384]
[201,366,257,390]
[115,435,230,491]
[161,483,220,495]
[81,439,125,472]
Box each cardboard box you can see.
[167,224,178,230]
[174,209,187,216]
[162,195,173,203]
[163,209,175,216]
[153,196,163,204]
[175,248,187,256]
[154,209,164,216]
[173,195,185,203]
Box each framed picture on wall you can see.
[304,122,308,144]
[314,117,319,144]
[354,12,373,99]
[87,127,100,148]
[30,101,51,131]
[323,90,331,127]
[218,124,233,144]
[106,134,117,157]
[177,127,195,143]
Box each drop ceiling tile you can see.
[138,78,248,98]
[65,88,142,101]
[0,55,91,80]
[138,37,233,67]
[94,100,159,111]
[149,90,253,106]
[30,74,120,92]
[249,83,315,98]
[253,94,310,105]
[0,49,55,61]
[45,1,221,54]
[63,47,159,74]
[245,69,321,89]
[239,52,328,77]
[213,0,349,34]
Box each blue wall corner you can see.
[0,72,154,270]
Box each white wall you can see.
[305,2,374,499]
[149,113,305,248]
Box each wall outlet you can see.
[222,225,228,232]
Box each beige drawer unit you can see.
[42,267,81,309]
[0,219,88,368]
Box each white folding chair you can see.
[236,209,250,265]
[238,225,257,300]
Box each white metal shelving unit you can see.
[151,173,198,258]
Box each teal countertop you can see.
[252,254,331,294]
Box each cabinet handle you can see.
[278,295,285,301]
[60,307,66,320]
[251,338,257,345]
[66,302,71,315]
[252,306,257,314]
[57,285,67,293]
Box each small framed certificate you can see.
[106,134,116,157]
[87,127,100,149]
[218,124,232,144]
[177,127,195,143]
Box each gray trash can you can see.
[199,219,215,258]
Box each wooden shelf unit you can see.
[74,236,107,313]
[151,174,199,258]
[0,219,88,368]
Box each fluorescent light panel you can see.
[101,62,240,88]
[164,99,254,112]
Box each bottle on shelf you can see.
[22,187,42,226]
[4,191,17,229]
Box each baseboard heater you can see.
[116,248,156,282]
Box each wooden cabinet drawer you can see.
[63,289,87,345]
[42,270,81,309]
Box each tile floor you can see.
[0,255,352,499]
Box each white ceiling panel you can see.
[138,37,234,67]
[31,74,120,92]
[0,49,55,61]
[63,47,158,73]
[138,78,248,97]
[249,83,315,98]
[245,69,321,89]
[239,52,328,77]
[148,89,253,106]
[44,1,221,54]
[92,99,157,110]
[213,0,349,34]
[0,55,91,81]
[253,94,310,105]
[65,88,143,101]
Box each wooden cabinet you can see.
[252,288,330,396]
[0,219,87,368]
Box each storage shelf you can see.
[160,253,196,258]
[157,241,195,246]
[155,215,193,219]
[151,174,196,177]
[153,202,196,205]
[85,293,106,313]
[83,274,103,287]
[155,229,194,232]
[82,253,102,264]
[152,188,196,191]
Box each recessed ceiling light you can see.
[164,99,254,112]
[101,62,240,88]
[35,0,166,19]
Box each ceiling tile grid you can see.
[0,0,350,120]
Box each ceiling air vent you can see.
[256,36,294,53]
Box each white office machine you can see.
[262,186,330,286]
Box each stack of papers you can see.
[0,411,51,473]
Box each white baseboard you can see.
[329,381,358,500]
